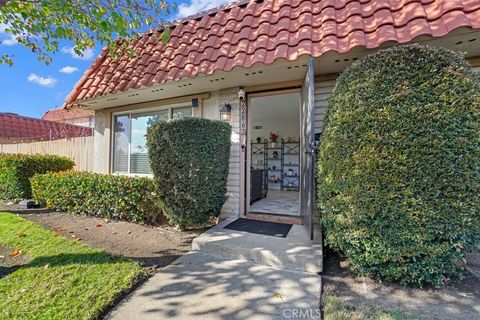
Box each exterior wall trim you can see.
[102,92,210,113]
[245,80,302,93]
[242,88,302,216]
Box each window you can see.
[172,106,192,119]
[112,106,192,174]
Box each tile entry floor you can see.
[250,190,300,216]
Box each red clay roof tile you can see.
[42,108,94,122]
[1,113,92,143]
[66,0,480,106]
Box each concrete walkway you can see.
[106,219,322,320]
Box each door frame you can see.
[300,57,316,240]
[239,87,301,217]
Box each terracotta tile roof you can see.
[0,113,93,144]
[42,108,94,122]
[66,0,480,105]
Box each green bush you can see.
[31,171,165,224]
[0,154,75,201]
[317,44,480,287]
[147,117,231,228]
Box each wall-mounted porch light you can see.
[220,102,232,122]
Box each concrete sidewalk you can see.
[106,219,322,320]
[192,218,323,274]
[106,252,321,320]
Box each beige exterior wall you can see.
[90,76,337,221]
[314,75,336,136]
[92,110,112,174]
[91,88,242,219]
[66,117,95,128]
[201,88,241,220]
[313,75,336,227]
[54,117,95,128]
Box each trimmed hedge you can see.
[317,44,480,287]
[0,154,75,201]
[147,117,231,228]
[31,171,165,224]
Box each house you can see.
[42,108,95,128]
[0,112,93,144]
[64,0,480,239]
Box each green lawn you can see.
[0,213,147,320]
[323,295,425,320]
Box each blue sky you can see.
[0,0,230,118]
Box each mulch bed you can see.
[322,250,480,320]
[19,212,207,268]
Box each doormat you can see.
[224,218,292,238]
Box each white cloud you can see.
[1,34,17,46]
[59,66,79,74]
[27,73,58,88]
[61,46,95,60]
[176,0,231,18]
[0,23,17,46]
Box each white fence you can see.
[0,136,94,172]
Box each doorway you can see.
[247,91,301,217]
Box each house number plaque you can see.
[239,88,247,136]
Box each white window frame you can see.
[110,103,193,177]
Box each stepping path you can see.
[106,219,322,320]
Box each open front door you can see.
[300,57,315,240]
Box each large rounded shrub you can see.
[147,117,231,229]
[317,44,480,287]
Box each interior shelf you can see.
[252,138,301,191]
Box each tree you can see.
[0,0,175,65]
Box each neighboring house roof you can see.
[42,108,94,122]
[66,0,480,105]
[0,113,93,143]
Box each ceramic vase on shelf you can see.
[269,132,278,148]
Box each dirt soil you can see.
[467,247,480,280]
[20,212,206,268]
[322,251,480,320]
[0,244,31,279]
[0,202,20,211]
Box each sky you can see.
[0,0,231,119]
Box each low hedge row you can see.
[31,171,165,224]
[0,154,75,201]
